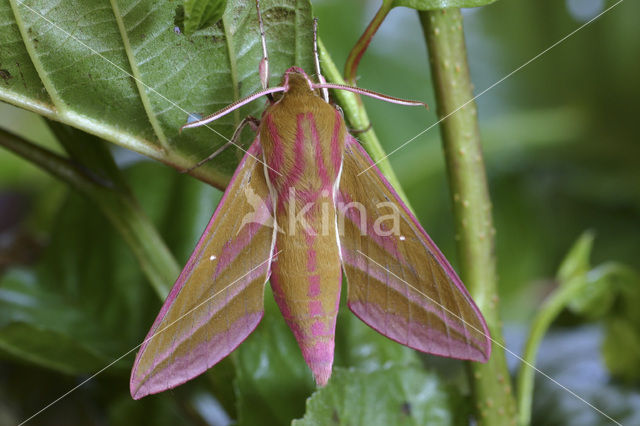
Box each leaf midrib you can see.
[108,0,170,150]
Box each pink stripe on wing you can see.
[343,136,491,359]
[136,265,269,391]
[213,221,266,280]
[338,192,407,265]
[346,136,489,334]
[136,139,265,358]
[134,311,263,398]
[349,300,486,361]
[341,249,477,346]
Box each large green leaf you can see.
[0,0,314,189]
[293,366,467,426]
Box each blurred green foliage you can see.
[1,0,639,424]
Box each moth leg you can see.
[183,116,260,173]
[312,18,329,103]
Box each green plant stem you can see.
[0,128,177,298]
[515,276,586,426]
[419,9,517,425]
[318,39,410,206]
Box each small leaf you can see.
[293,366,466,426]
[555,231,616,319]
[391,0,499,10]
[182,0,228,35]
[557,231,594,284]
[569,263,627,319]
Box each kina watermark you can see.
[238,187,402,238]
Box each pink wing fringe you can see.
[340,135,491,362]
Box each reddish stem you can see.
[344,1,393,85]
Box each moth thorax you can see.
[283,72,316,97]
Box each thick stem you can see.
[419,9,517,425]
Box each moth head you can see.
[280,67,318,97]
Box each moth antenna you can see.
[312,83,428,109]
[180,86,286,131]
[256,0,270,91]
[313,18,329,103]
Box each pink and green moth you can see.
[130,0,491,399]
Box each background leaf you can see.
[334,294,420,372]
[293,366,467,426]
